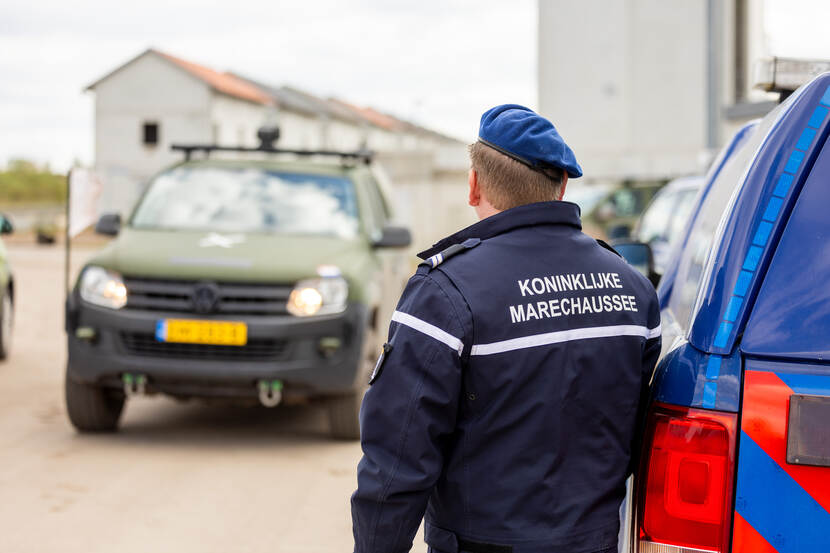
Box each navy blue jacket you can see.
[352,201,661,553]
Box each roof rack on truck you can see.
[171,125,374,164]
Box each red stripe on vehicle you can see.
[742,370,830,513]
[732,511,778,553]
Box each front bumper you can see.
[66,294,370,399]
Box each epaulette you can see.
[419,238,481,269]
[596,239,622,258]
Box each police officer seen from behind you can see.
[352,105,661,553]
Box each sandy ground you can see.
[0,243,426,553]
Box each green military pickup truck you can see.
[65,137,411,439]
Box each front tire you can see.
[327,389,364,440]
[0,291,12,360]
[65,373,125,432]
[327,323,376,440]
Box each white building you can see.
[86,48,464,217]
[538,0,775,183]
[86,49,275,215]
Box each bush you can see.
[0,159,67,204]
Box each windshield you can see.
[636,188,677,243]
[566,185,612,213]
[666,188,699,247]
[131,166,360,238]
[636,184,701,246]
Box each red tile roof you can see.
[153,50,273,105]
[361,107,407,131]
[86,48,462,143]
[86,49,273,106]
[328,99,404,131]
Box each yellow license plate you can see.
[155,319,247,346]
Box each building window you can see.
[142,122,159,146]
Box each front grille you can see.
[123,277,293,315]
[119,332,289,361]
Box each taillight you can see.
[637,403,738,553]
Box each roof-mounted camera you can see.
[257,126,281,149]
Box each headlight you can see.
[79,266,127,309]
[287,277,348,317]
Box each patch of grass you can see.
[0,159,67,205]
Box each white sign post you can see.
[65,168,103,294]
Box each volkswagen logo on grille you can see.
[191,282,220,314]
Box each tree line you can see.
[0,159,66,204]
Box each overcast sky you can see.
[1,0,828,171]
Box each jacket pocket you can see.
[424,523,458,553]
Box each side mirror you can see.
[0,214,13,235]
[95,213,122,236]
[612,241,660,287]
[372,226,412,248]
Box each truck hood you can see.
[87,228,373,285]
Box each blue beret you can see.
[478,104,582,178]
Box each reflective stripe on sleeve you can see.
[470,323,662,356]
[391,310,464,355]
[646,323,662,340]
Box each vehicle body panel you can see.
[729,87,830,551]
[88,229,378,303]
[688,79,830,355]
[732,363,830,552]
[651,342,742,413]
[652,75,830,413]
[741,138,830,360]
[67,295,369,395]
[633,75,830,553]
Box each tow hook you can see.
[122,373,147,397]
[258,380,283,407]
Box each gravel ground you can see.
[0,243,427,553]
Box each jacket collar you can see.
[417,200,582,259]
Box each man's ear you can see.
[557,173,569,201]
[468,169,481,207]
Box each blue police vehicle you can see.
[618,61,830,553]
